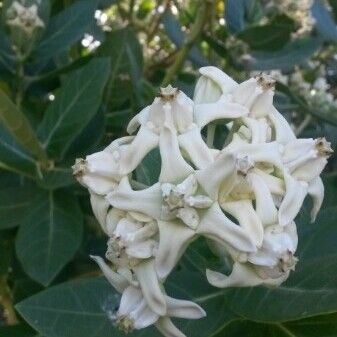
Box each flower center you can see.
[106,236,125,260]
[255,73,275,91]
[115,315,135,334]
[72,158,87,178]
[278,250,298,273]
[236,155,255,176]
[315,137,334,157]
[159,85,179,101]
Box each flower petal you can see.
[119,126,159,175]
[269,107,296,144]
[178,127,214,169]
[159,125,194,183]
[155,317,187,337]
[166,296,206,319]
[247,172,278,226]
[155,220,195,279]
[197,203,256,252]
[196,152,236,200]
[106,208,126,236]
[90,255,128,293]
[242,117,270,144]
[194,101,249,129]
[133,259,167,316]
[118,285,143,315]
[133,303,159,329]
[221,200,264,247]
[279,173,308,226]
[232,78,261,108]
[250,90,274,118]
[127,106,150,134]
[107,178,162,219]
[253,168,285,196]
[308,177,324,222]
[90,192,109,232]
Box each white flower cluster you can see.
[6,0,44,35]
[73,67,332,337]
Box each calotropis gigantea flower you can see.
[6,1,44,35]
[73,66,332,337]
[206,222,298,288]
[91,256,206,337]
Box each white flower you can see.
[207,223,298,288]
[91,256,205,337]
[6,1,44,35]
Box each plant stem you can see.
[295,114,312,136]
[0,276,18,326]
[161,0,213,87]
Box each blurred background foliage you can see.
[0,0,337,336]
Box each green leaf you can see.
[34,0,98,60]
[0,126,38,178]
[15,190,83,286]
[37,58,110,159]
[37,167,75,190]
[312,0,337,42]
[248,37,322,71]
[0,186,37,229]
[0,89,47,161]
[98,28,144,107]
[238,15,295,51]
[215,313,337,337]
[225,0,245,33]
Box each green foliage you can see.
[0,0,336,336]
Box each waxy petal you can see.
[133,304,159,329]
[118,286,143,315]
[232,78,261,108]
[253,168,285,196]
[279,173,308,226]
[119,126,159,175]
[196,152,236,200]
[308,177,324,222]
[250,90,274,118]
[197,203,256,252]
[194,101,249,129]
[90,193,109,232]
[159,126,193,183]
[269,107,296,144]
[222,200,264,247]
[178,127,214,169]
[166,296,206,319]
[155,317,186,337]
[90,255,128,293]
[107,178,162,219]
[247,172,278,226]
[242,117,270,144]
[155,221,195,279]
[133,259,167,316]
[127,106,150,134]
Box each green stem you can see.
[0,276,18,326]
[161,0,213,87]
[207,123,216,147]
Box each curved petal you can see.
[253,168,285,196]
[247,172,278,226]
[194,101,249,129]
[197,203,256,252]
[279,173,308,226]
[133,259,167,316]
[291,156,328,182]
[196,152,236,200]
[90,255,128,293]
[308,177,324,222]
[242,118,270,144]
[221,200,264,247]
[250,90,274,118]
[269,107,296,144]
[155,317,187,337]
[107,178,162,219]
[232,78,261,108]
[106,208,126,236]
[159,126,194,184]
[178,127,214,169]
[127,106,150,134]
[119,126,159,175]
[166,296,206,319]
[90,193,109,232]
[155,221,195,279]
[133,304,159,329]
[118,286,143,315]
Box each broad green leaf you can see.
[238,15,295,51]
[312,0,337,42]
[37,58,110,159]
[322,174,337,209]
[15,190,83,286]
[0,29,15,75]
[98,28,143,107]
[0,126,38,178]
[0,89,47,161]
[37,167,75,190]
[215,313,337,337]
[225,0,245,33]
[34,0,98,60]
[135,148,161,186]
[248,37,322,71]
[0,186,37,229]
[16,272,237,337]
[161,12,209,67]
